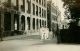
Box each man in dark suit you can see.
[0,27,3,41]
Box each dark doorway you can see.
[4,12,11,31]
[27,17,30,30]
[33,18,35,30]
[14,14,19,31]
[0,12,1,29]
[40,19,41,28]
[42,20,44,27]
[45,21,46,27]
[21,15,25,30]
[36,19,38,29]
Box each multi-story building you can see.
[0,0,47,37]
[47,1,61,34]
[26,0,47,33]
[0,0,21,36]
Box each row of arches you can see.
[32,18,47,30]
[0,11,47,36]
[2,12,47,31]
[3,12,25,31]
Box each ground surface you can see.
[0,36,80,51]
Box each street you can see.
[0,36,80,51]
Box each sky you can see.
[52,0,65,20]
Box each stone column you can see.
[0,11,4,40]
[38,20,40,29]
[1,11,4,31]
[35,18,37,31]
[25,17,27,31]
[30,0,33,32]
[19,15,21,31]
[11,13,14,31]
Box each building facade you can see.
[47,1,61,34]
[0,0,47,37]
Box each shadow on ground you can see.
[31,39,57,46]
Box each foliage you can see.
[62,0,80,19]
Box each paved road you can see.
[0,37,80,51]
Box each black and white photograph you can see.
[0,0,80,51]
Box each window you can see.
[15,0,19,10]
[36,0,38,3]
[42,0,43,6]
[39,0,41,4]
[27,0,31,13]
[52,7,57,14]
[40,20,41,27]
[36,19,38,29]
[45,21,46,26]
[39,7,41,17]
[36,5,38,16]
[42,9,43,17]
[4,12,11,31]
[21,0,25,12]
[42,20,44,26]
[44,10,46,18]
[27,17,30,30]
[33,4,35,15]
[44,0,46,7]
[33,18,35,29]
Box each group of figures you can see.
[39,26,49,40]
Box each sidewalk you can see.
[3,31,40,40]
[3,34,40,41]
[2,31,57,43]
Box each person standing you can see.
[39,26,45,40]
[44,27,49,40]
[0,27,3,41]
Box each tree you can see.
[62,0,80,43]
[62,0,80,19]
